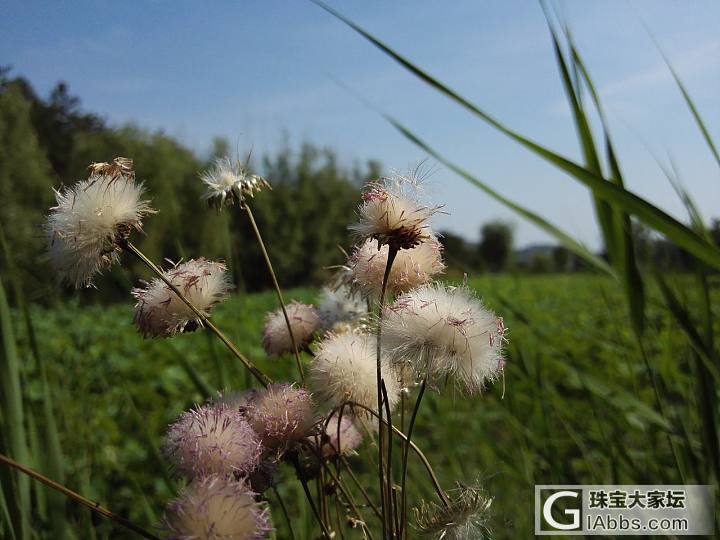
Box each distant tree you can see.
[552,246,569,272]
[439,230,480,275]
[710,219,720,247]
[478,221,514,272]
[0,82,55,300]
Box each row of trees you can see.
[0,69,379,303]
[2,68,715,304]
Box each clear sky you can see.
[2,1,718,249]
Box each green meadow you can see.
[6,273,714,538]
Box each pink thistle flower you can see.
[245,383,317,450]
[164,474,272,540]
[132,258,232,338]
[308,412,363,459]
[348,235,444,297]
[164,402,261,480]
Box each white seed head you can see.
[317,284,368,333]
[164,474,272,540]
[45,169,153,288]
[348,236,444,297]
[309,332,401,415]
[415,483,493,540]
[164,402,262,480]
[246,383,317,450]
[349,173,439,250]
[262,301,321,356]
[381,283,506,393]
[132,258,232,338]
[200,158,269,210]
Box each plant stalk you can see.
[0,453,160,540]
[242,204,305,381]
[122,240,271,387]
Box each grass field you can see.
[6,273,715,538]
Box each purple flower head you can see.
[246,383,316,450]
[164,474,273,539]
[164,402,262,480]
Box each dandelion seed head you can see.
[381,283,505,393]
[262,301,321,356]
[45,162,153,288]
[200,158,269,210]
[246,383,316,449]
[348,236,444,297]
[415,484,493,540]
[164,402,261,479]
[349,173,439,250]
[164,474,272,540]
[132,258,232,338]
[309,332,401,415]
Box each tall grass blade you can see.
[316,1,720,270]
[386,117,614,276]
[0,277,30,539]
[558,25,647,336]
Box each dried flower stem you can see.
[242,204,305,381]
[340,455,383,521]
[296,461,333,539]
[339,401,451,509]
[0,452,160,540]
[376,244,398,538]
[400,378,426,539]
[122,240,271,387]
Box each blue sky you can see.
[2,1,718,249]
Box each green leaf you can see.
[316,0,720,271]
[386,117,615,276]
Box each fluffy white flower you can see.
[164,402,261,479]
[200,157,269,210]
[348,236,444,297]
[262,301,321,356]
[132,258,232,338]
[246,383,317,450]
[164,474,272,540]
[45,169,153,288]
[317,284,367,333]
[349,173,439,250]
[381,283,506,393]
[309,332,400,415]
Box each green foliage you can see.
[0,73,371,304]
[2,275,717,538]
[478,221,514,272]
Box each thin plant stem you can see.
[242,203,305,382]
[271,485,297,540]
[122,240,271,388]
[376,244,398,538]
[0,453,160,540]
[382,380,398,537]
[297,468,333,539]
[340,455,383,521]
[339,402,451,509]
[400,379,426,538]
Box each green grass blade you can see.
[317,1,720,270]
[386,117,615,276]
[0,277,30,539]
[655,45,720,169]
[559,27,647,336]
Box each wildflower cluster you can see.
[43,158,508,539]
